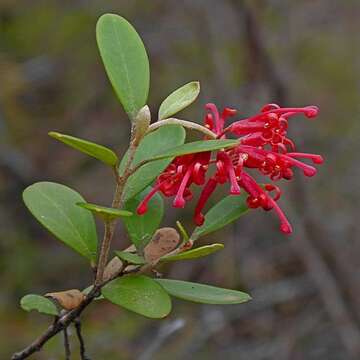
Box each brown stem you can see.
[74,318,89,360]
[94,219,113,286]
[94,124,138,286]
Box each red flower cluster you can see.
[137,103,323,234]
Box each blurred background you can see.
[1,0,359,359]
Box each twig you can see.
[63,327,71,360]
[74,318,90,360]
[148,118,217,139]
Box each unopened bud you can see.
[133,105,151,145]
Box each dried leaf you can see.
[103,257,124,282]
[144,227,180,265]
[103,245,136,281]
[45,289,85,310]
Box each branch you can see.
[95,124,138,286]
[74,318,90,360]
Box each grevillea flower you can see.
[137,102,323,234]
[137,152,211,214]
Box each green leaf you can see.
[158,81,200,120]
[156,279,251,305]
[161,244,224,262]
[192,194,249,240]
[77,202,132,221]
[122,188,163,250]
[102,275,172,318]
[23,182,98,262]
[149,139,239,161]
[20,294,58,316]
[49,132,118,167]
[115,251,146,265]
[96,13,150,119]
[120,125,186,202]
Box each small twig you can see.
[148,118,217,139]
[63,327,71,360]
[74,318,90,360]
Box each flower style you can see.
[137,102,323,234]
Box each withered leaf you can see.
[103,245,136,281]
[45,289,85,310]
[103,257,124,282]
[144,227,180,264]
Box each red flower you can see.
[137,152,211,214]
[138,102,323,235]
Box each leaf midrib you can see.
[111,16,136,117]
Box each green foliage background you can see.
[1,1,359,359]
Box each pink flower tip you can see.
[280,222,292,234]
[223,107,237,117]
[137,203,147,215]
[173,196,186,208]
[304,106,319,118]
[313,155,324,164]
[303,167,317,177]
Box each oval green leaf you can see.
[161,243,224,262]
[122,188,164,250]
[49,132,118,167]
[96,13,150,120]
[156,279,251,305]
[158,81,200,120]
[20,294,58,316]
[150,139,239,161]
[77,202,132,221]
[102,275,172,318]
[120,125,186,202]
[115,251,145,265]
[23,182,98,262]
[192,194,249,240]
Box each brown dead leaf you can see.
[103,257,123,281]
[103,245,136,281]
[45,289,85,310]
[144,227,180,264]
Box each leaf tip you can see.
[48,131,60,139]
